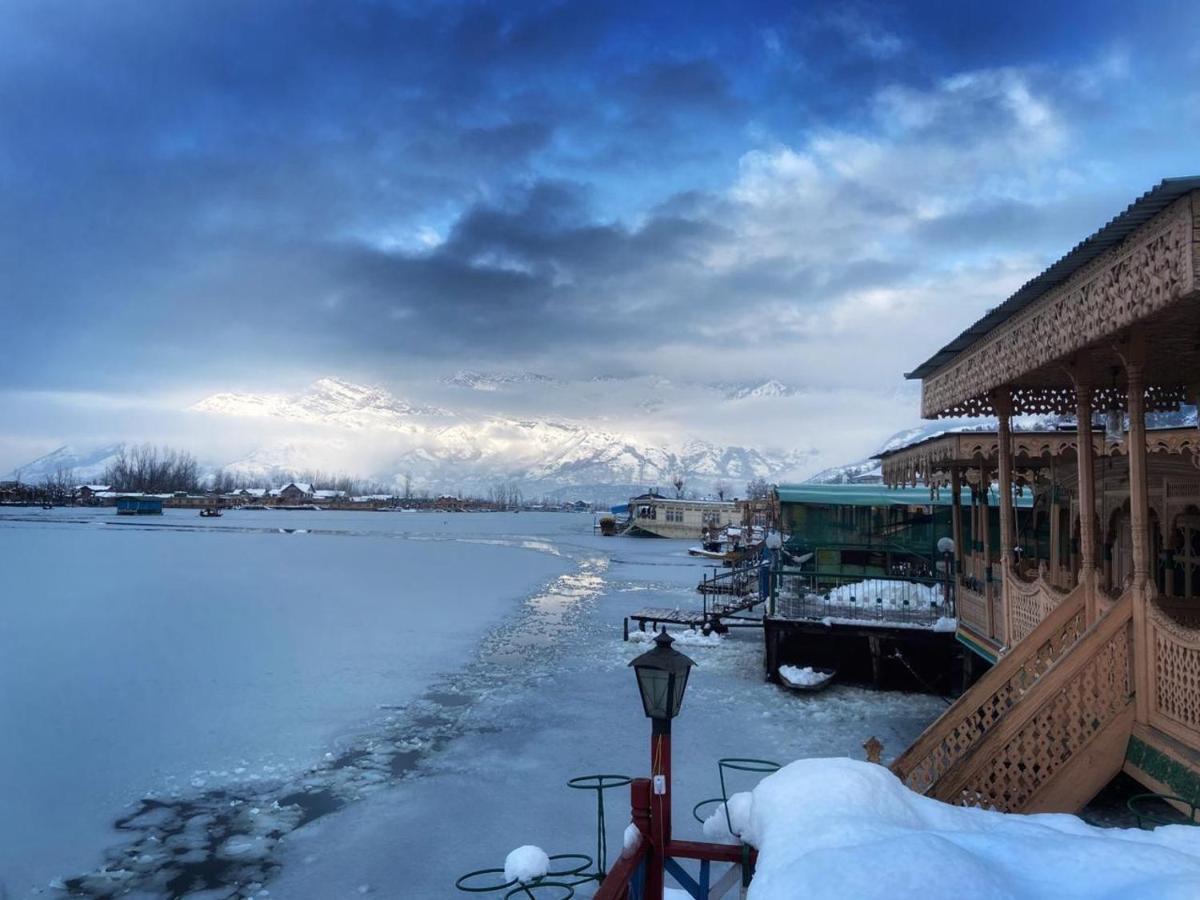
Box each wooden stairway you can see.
[892,584,1135,813]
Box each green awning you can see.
[775,483,1032,508]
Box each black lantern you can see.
[629,629,696,727]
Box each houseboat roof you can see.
[630,496,737,506]
[905,176,1200,381]
[776,483,1032,508]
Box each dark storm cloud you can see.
[4,0,1200,394]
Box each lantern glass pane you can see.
[670,668,690,717]
[636,667,672,719]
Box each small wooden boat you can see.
[199,507,223,517]
[777,664,837,693]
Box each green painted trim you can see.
[1126,735,1200,802]
[956,630,997,664]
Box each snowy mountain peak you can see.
[191,378,451,428]
[443,370,559,391]
[6,443,125,483]
[722,379,797,400]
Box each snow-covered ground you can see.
[0,508,946,898]
[706,758,1200,899]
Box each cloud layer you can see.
[4,0,1200,475]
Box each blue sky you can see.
[3,0,1200,471]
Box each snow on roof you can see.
[705,757,1200,899]
[77,484,111,491]
[276,482,314,494]
[312,489,345,499]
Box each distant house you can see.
[274,482,315,504]
[312,489,346,502]
[77,484,112,504]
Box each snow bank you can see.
[626,628,723,647]
[811,579,944,609]
[504,845,550,884]
[737,758,1200,899]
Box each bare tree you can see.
[714,480,732,501]
[746,477,772,500]
[671,474,685,499]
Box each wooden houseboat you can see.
[626,494,741,540]
[115,495,164,515]
[882,177,1200,817]
[764,483,1030,692]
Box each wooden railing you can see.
[1006,562,1071,646]
[937,591,1133,812]
[1147,598,1200,748]
[957,583,989,638]
[891,583,1089,795]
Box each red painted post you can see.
[632,776,661,900]
[653,731,672,850]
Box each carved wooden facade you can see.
[890,180,1200,817]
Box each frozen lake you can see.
[0,508,944,898]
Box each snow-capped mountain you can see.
[191,377,451,430]
[6,443,125,484]
[721,379,797,401]
[11,377,817,497]
[442,370,560,391]
[192,377,813,494]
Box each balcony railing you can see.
[773,571,951,627]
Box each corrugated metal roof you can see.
[775,483,1032,508]
[906,177,1200,381]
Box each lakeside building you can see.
[273,482,315,504]
[883,177,1200,816]
[76,484,111,504]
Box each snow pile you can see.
[702,791,754,844]
[778,665,829,686]
[731,758,1200,899]
[812,579,944,609]
[626,628,723,647]
[504,845,550,884]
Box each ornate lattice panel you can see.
[893,591,1088,795]
[1007,567,1070,646]
[1149,600,1200,746]
[921,197,1195,419]
[948,620,1132,812]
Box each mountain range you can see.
[8,377,816,501]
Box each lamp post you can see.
[937,536,955,614]
[629,629,696,900]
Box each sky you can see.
[3,0,1200,477]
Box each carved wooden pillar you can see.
[951,467,964,582]
[1126,363,1151,591]
[980,462,995,640]
[1073,374,1098,621]
[1118,334,1152,723]
[994,390,1015,645]
[1049,494,1061,582]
